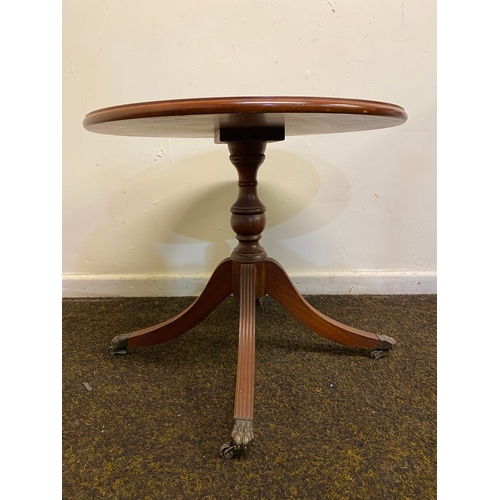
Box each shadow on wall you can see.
[77,148,352,274]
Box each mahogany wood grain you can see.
[83,96,407,139]
[127,258,233,347]
[87,95,405,456]
[232,261,266,300]
[228,141,268,263]
[233,263,257,420]
[264,259,379,349]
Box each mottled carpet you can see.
[62,294,436,499]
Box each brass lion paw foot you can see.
[220,418,254,459]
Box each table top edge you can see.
[83,96,407,130]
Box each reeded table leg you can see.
[220,263,257,459]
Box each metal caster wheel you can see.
[108,333,129,355]
[220,441,236,459]
[371,334,396,359]
[370,349,389,360]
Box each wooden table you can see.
[83,96,407,458]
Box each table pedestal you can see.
[108,138,396,458]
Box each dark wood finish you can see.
[265,259,379,349]
[233,263,257,421]
[83,96,407,138]
[127,258,233,347]
[84,96,406,457]
[230,263,258,454]
[232,261,266,300]
[124,256,381,350]
[227,141,268,263]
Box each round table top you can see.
[83,96,407,138]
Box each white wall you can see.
[62,0,436,297]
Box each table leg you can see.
[264,258,396,357]
[108,258,233,354]
[220,262,257,458]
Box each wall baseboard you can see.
[62,270,436,297]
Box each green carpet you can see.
[62,294,436,499]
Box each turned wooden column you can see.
[228,141,268,263]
